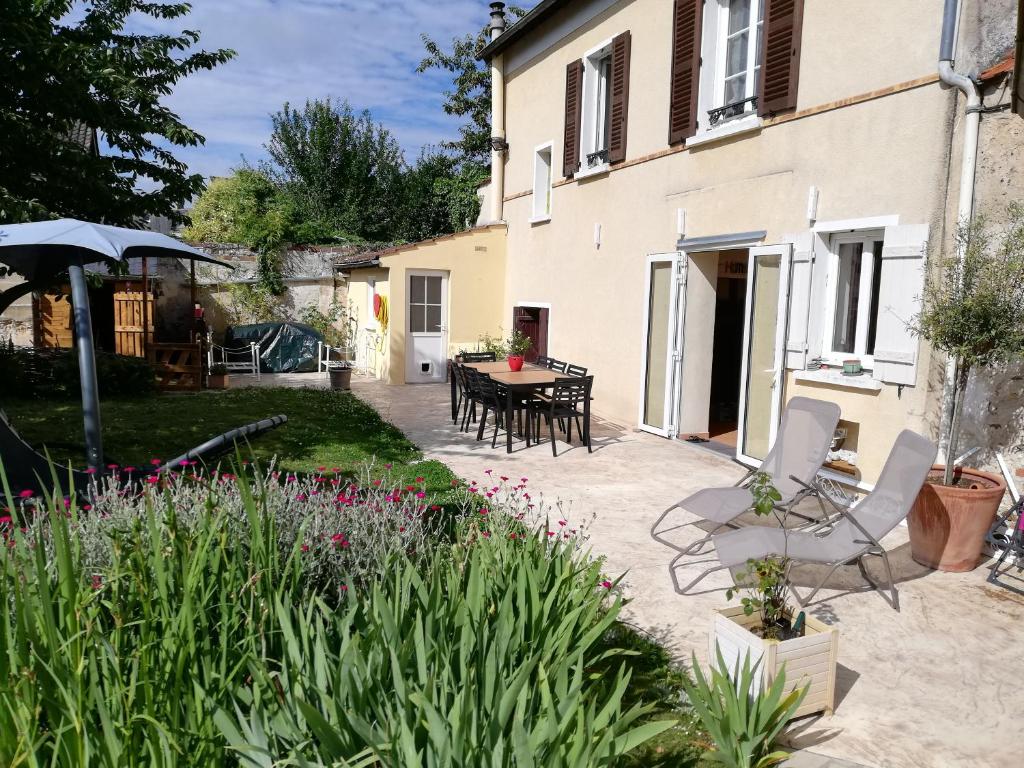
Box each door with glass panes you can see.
[406,271,448,383]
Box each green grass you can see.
[3,386,455,494]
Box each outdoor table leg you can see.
[449,362,457,422]
[505,385,515,453]
[584,395,592,452]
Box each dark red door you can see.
[513,306,548,363]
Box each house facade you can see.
[479,0,1022,486]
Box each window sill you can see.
[574,163,610,181]
[687,116,761,149]
[529,214,551,225]
[794,368,883,392]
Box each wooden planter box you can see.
[207,373,229,390]
[710,606,839,719]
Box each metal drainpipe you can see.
[489,2,507,224]
[936,0,981,464]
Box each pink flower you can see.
[124,466,136,473]
[340,584,349,593]
[150,458,162,466]
[415,476,425,483]
[179,460,190,467]
[372,479,382,487]
[415,492,425,499]
[484,469,492,476]
[520,477,528,483]
[601,580,613,589]
[106,463,119,470]
[384,463,393,469]
[399,526,406,532]
[0,516,11,526]
[331,467,341,474]
[500,475,509,482]
[91,575,103,590]
[558,520,567,527]
[546,531,555,537]
[482,531,491,538]
[301,544,310,553]
[85,468,97,475]
[145,476,159,484]
[479,508,489,516]
[18,490,33,499]
[295,493,308,501]
[317,466,327,472]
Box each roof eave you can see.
[477,0,568,61]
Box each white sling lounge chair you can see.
[651,396,841,559]
[675,429,937,609]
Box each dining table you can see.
[458,361,589,454]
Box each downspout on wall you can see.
[488,2,507,224]
[936,0,982,464]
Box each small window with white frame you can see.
[821,231,885,366]
[579,41,613,172]
[532,143,552,221]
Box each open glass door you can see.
[736,244,791,463]
[639,253,685,436]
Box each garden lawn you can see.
[3,386,455,493]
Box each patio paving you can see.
[350,377,1020,768]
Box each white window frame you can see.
[531,142,553,222]
[577,37,614,178]
[819,229,885,369]
[694,0,763,141]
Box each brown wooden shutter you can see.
[563,59,584,177]
[607,31,631,163]
[668,0,703,144]
[758,0,805,117]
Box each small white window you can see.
[531,144,552,221]
[821,232,885,366]
[713,0,763,123]
[579,41,613,172]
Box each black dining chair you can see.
[452,362,468,426]
[565,363,587,377]
[460,366,484,432]
[535,355,552,368]
[475,375,519,448]
[461,351,497,363]
[526,376,594,456]
[547,358,568,373]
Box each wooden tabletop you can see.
[488,369,575,386]
[461,361,544,374]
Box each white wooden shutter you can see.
[784,231,814,369]
[873,223,929,386]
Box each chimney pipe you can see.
[488,2,507,223]
[489,2,506,42]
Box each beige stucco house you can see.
[476,0,1023,488]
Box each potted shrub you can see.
[327,360,353,391]
[907,205,1024,571]
[505,329,532,372]
[208,363,229,390]
[708,475,838,719]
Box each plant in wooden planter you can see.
[709,473,838,720]
[208,363,229,390]
[907,204,1024,571]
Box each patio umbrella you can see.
[0,218,230,471]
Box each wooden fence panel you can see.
[35,291,74,348]
[114,282,153,358]
[149,342,202,391]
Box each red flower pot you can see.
[507,355,524,372]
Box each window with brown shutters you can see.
[758,0,804,117]
[668,0,703,144]
[563,60,584,177]
[607,31,631,163]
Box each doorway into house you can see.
[405,270,448,384]
[707,250,748,449]
[512,305,548,363]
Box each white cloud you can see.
[132,0,505,183]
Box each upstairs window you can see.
[532,143,553,221]
[712,0,764,125]
[581,44,613,171]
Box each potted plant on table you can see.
[708,474,838,720]
[208,363,229,390]
[505,329,532,372]
[907,204,1024,572]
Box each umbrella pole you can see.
[68,258,103,471]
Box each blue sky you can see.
[138,0,517,181]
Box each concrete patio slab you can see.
[349,378,1021,768]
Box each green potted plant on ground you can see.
[208,363,229,390]
[505,329,532,372]
[708,474,838,719]
[907,204,1024,571]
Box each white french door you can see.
[736,244,792,464]
[405,270,448,383]
[639,253,686,436]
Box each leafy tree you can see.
[0,0,234,225]
[417,6,526,171]
[264,98,405,242]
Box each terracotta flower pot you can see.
[907,466,1006,572]
[507,355,524,372]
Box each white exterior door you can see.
[736,244,792,464]
[638,253,685,436]
[405,271,448,384]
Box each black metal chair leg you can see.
[476,406,489,441]
[548,415,558,457]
